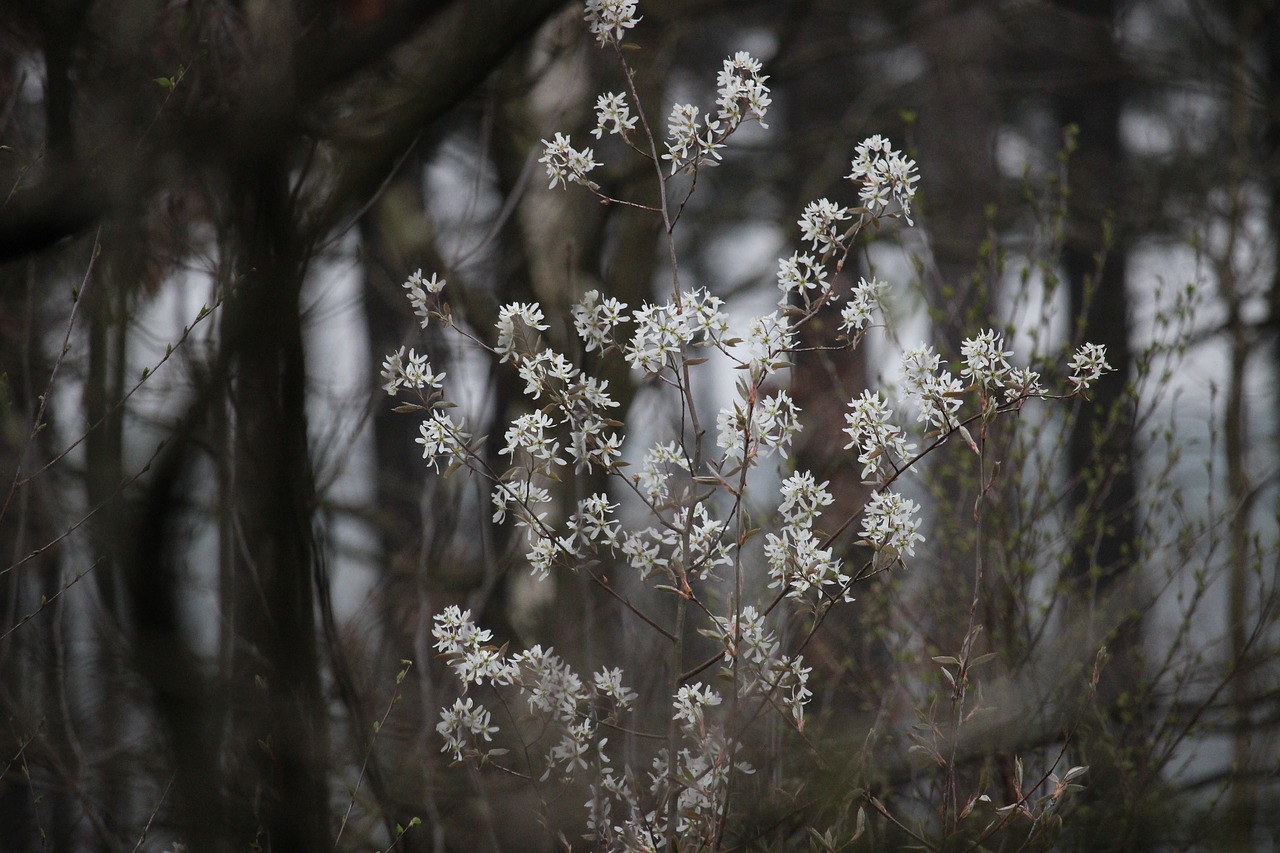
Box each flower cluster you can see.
[715,389,802,462]
[844,389,917,482]
[663,51,770,175]
[846,134,920,224]
[584,0,641,45]
[592,92,637,139]
[572,289,629,351]
[432,606,641,781]
[840,275,886,335]
[620,501,733,582]
[624,288,728,374]
[402,269,446,327]
[379,346,445,396]
[714,51,771,130]
[716,606,813,725]
[539,132,600,190]
[776,251,831,304]
[1068,342,1113,392]
[961,329,1015,390]
[860,489,924,562]
[764,472,849,600]
[900,345,964,431]
[385,5,1112,846]
[413,411,470,473]
[798,198,852,256]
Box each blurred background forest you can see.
[0,0,1277,850]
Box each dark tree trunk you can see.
[1045,1,1147,848]
[223,154,330,852]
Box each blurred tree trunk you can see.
[909,0,1003,660]
[0,259,54,852]
[1220,3,1275,847]
[1042,0,1146,847]
[224,154,330,850]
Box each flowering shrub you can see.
[380,2,1102,848]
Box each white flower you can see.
[501,411,564,468]
[961,329,1014,390]
[839,276,885,334]
[570,493,621,550]
[714,51,770,129]
[621,528,664,577]
[663,502,733,580]
[401,348,445,392]
[547,719,596,777]
[539,132,600,190]
[673,682,721,731]
[592,91,638,138]
[625,299,690,374]
[663,103,723,174]
[415,411,469,472]
[843,390,916,480]
[637,441,689,503]
[764,526,845,596]
[526,534,559,581]
[491,479,552,526]
[1068,342,1112,391]
[518,349,577,400]
[860,490,924,559]
[846,135,920,224]
[716,391,801,463]
[900,345,964,430]
[584,0,641,45]
[495,301,549,362]
[512,646,588,721]
[380,346,405,395]
[776,252,829,302]
[778,471,833,529]
[798,198,851,255]
[1004,366,1045,402]
[744,310,795,376]
[437,697,498,761]
[432,607,517,688]
[572,289,629,351]
[593,666,638,709]
[682,288,730,342]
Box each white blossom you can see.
[572,289,629,351]
[540,132,600,190]
[778,470,833,529]
[843,390,916,481]
[744,310,794,376]
[1068,342,1113,392]
[798,198,851,255]
[673,682,721,731]
[415,411,470,472]
[379,346,405,395]
[1004,366,1046,402]
[839,276,885,334]
[860,490,924,559]
[593,666,638,710]
[961,329,1014,390]
[776,252,830,303]
[592,91,638,138]
[663,103,722,174]
[436,697,498,761]
[637,441,690,503]
[495,301,550,363]
[846,135,920,224]
[714,51,770,129]
[900,345,964,431]
[584,0,641,45]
